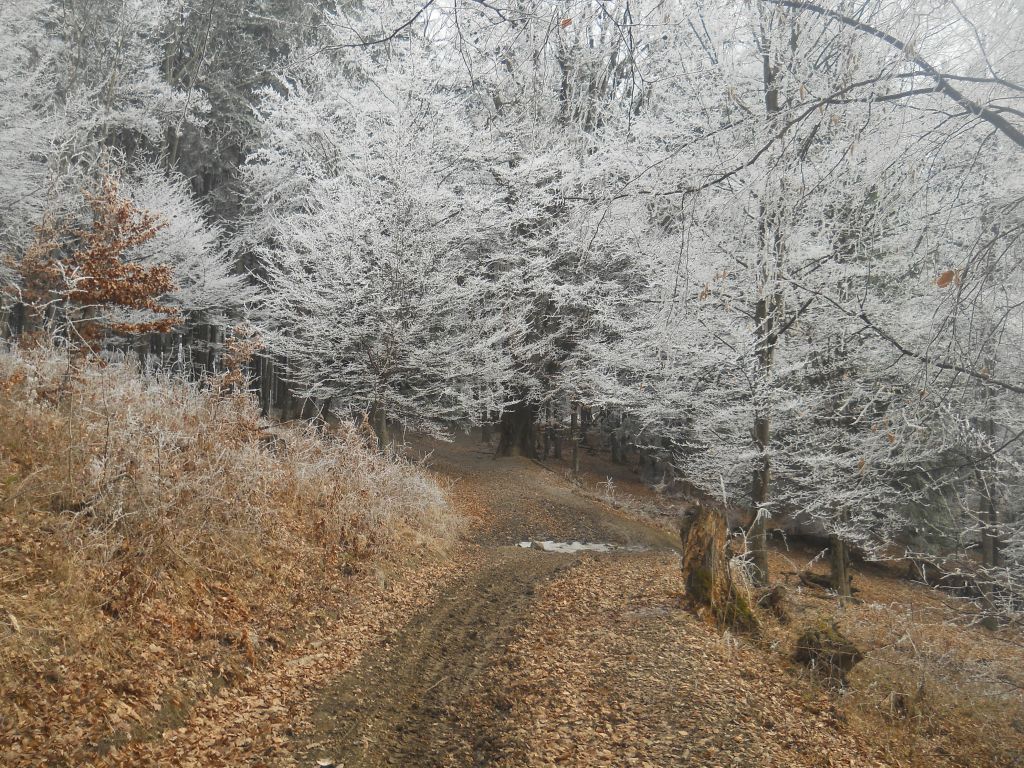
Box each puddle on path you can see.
[517,540,648,554]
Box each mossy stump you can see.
[679,504,758,632]
[794,621,863,686]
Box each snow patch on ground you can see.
[517,540,647,554]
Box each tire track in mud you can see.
[297,549,576,767]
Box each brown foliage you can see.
[216,324,263,393]
[19,176,178,343]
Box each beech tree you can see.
[126,164,251,320]
[244,53,525,440]
[544,0,1024,595]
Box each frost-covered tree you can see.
[126,164,251,321]
[555,0,1024,595]
[442,0,672,457]
[0,0,271,355]
[244,54,525,439]
[2,0,1021,609]
[0,0,59,262]
[157,0,331,213]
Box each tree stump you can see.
[794,622,863,685]
[758,584,790,623]
[679,504,757,632]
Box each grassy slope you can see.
[0,347,462,766]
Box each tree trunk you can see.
[979,409,1000,569]
[495,400,537,458]
[259,355,271,416]
[370,402,389,452]
[570,403,580,477]
[679,504,757,632]
[7,302,25,338]
[746,2,787,589]
[481,408,492,444]
[542,402,552,459]
[830,534,852,601]
[978,437,999,625]
[749,410,771,586]
[610,427,623,464]
[206,323,219,374]
[580,406,592,446]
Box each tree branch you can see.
[763,0,1024,150]
[788,279,1024,395]
[324,0,437,50]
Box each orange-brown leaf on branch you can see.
[935,270,960,288]
[560,18,572,28]
[216,324,264,394]
[17,175,179,346]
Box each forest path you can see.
[295,437,881,768]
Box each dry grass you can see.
[764,547,1024,767]
[0,345,461,766]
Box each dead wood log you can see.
[796,569,860,595]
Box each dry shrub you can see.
[0,344,460,766]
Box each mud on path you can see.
[297,550,571,767]
[293,436,679,767]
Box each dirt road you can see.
[294,438,676,767]
[294,438,882,768]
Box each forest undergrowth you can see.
[538,452,1024,767]
[759,548,1024,767]
[0,345,463,766]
